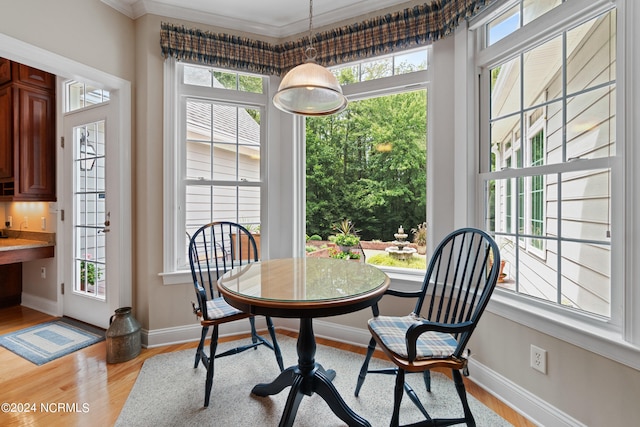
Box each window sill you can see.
[159,263,425,288]
[160,269,192,285]
[488,289,640,371]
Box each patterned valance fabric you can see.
[160,0,493,75]
[160,25,282,75]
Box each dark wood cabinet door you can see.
[16,63,55,90]
[0,58,11,85]
[16,87,56,200]
[0,85,13,179]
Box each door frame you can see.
[0,33,132,319]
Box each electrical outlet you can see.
[41,267,46,279]
[24,216,28,228]
[530,345,547,374]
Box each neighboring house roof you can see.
[185,76,260,149]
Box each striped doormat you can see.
[0,317,105,365]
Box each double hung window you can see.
[478,1,617,319]
[163,60,267,276]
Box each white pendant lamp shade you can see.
[273,59,348,116]
[272,0,348,116]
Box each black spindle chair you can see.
[188,221,284,407]
[355,228,500,426]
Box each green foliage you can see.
[367,253,426,269]
[333,219,358,236]
[333,233,360,247]
[80,261,101,285]
[306,90,427,241]
[308,234,322,241]
[331,219,360,247]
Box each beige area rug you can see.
[116,334,512,426]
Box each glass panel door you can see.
[73,121,107,298]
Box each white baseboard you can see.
[143,317,272,348]
[467,359,586,427]
[21,293,61,317]
[305,319,374,347]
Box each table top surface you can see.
[217,258,390,317]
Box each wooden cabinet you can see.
[0,85,13,181]
[0,263,22,307]
[0,59,56,201]
[17,86,56,198]
[0,58,11,85]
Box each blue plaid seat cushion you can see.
[204,297,243,320]
[369,315,458,360]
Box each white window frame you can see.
[160,58,269,284]
[471,0,640,370]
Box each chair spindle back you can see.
[188,221,259,318]
[414,228,500,357]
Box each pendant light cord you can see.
[309,0,313,49]
[306,0,317,61]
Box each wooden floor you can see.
[0,306,534,426]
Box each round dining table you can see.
[218,257,390,427]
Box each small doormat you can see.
[0,317,105,365]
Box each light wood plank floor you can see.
[0,306,534,426]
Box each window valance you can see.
[160,0,493,75]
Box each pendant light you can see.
[273,0,348,116]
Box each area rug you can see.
[116,335,512,426]
[0,317,105,365]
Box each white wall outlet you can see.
[23,216,28,228]
[530,344,547,374]
[7,216,12,227]
[41,217,46,230]
[40,267,46,279]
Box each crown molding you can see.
[102,0,416,39]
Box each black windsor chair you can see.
[354,227,500,426]
[188,221,284,407]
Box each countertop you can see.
[0,237,55,251]
[0,231,55,264]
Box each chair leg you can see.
[265,316,284,371]
[203,325,219,408]
[423,369,431,393]
[249,316,259,344]
[403,380,430,419]
[452,369,475,427]
[355,337,377,396]
[390,368,405,427]
[194,326,208,368]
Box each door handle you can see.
[100,211,111,233]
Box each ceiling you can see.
[102,0,416,39]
